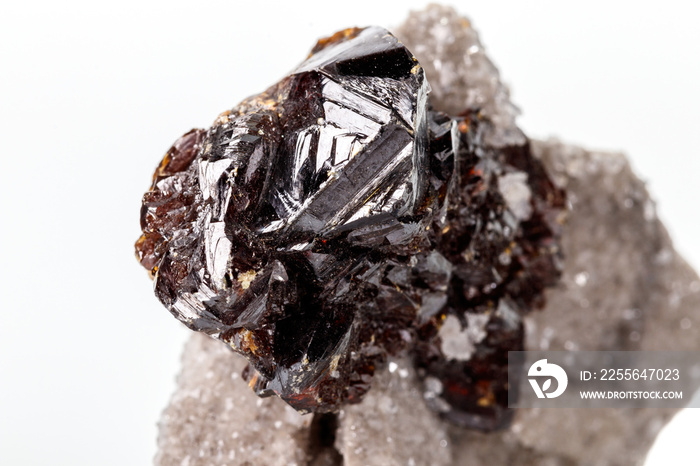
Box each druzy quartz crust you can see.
[136,27,565,431]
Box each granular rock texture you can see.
[154,333,312,466]
[153,5,700,466]
[335,359,451,466]
[396,4,524,147]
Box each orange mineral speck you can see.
[477,392,495,407]
[458,119,469,133]
[309,27,364,56]
[247,372,259,389]
[240,329,259,355]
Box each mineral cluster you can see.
[136,26,565,430]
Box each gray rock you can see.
[155,5,700,465]
[396,3,525,146]
[154,332,312,466]
[446,138,695,466]
[335,360,451,466]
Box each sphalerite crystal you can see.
[136,26,565,431]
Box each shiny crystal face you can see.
[136,26,565,430]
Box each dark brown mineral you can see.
[136,26,565,431]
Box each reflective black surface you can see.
[136,26,565,430]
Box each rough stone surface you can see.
[396,3,525,146]
[335,359,452,466]
[442,136,700,466]
[154,5,700,465]
[154,333,312,466]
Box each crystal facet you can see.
[136,26,565,430]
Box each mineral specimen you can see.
[136,25,564,430]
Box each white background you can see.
[1,1,698,464]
